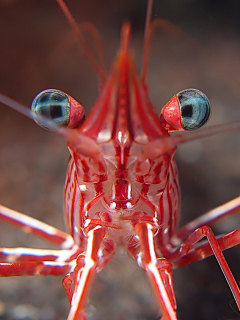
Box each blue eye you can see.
[31,89,70,128]
[177,89,211,130]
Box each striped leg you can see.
[176,196,240,240]
[172,228,240,267]
[0,260,72,277]
[0,246,81,263]
[0,246,81,277]
[169,226,240,311]
[135,223,177,320]
[66,226,107,320]
[0,204,74,249]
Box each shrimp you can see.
[0,1,240,320]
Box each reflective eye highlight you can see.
[177,89,211,130]
[31,89,70,128]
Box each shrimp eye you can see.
[177,89,211,130]
[31,89,84,129]
[31,89,70,128]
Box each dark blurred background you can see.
[0,0,240,319]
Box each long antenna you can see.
[55,0,106,82]
[142,0,154,85]
[141,1,198,86]
[140,119,240,160]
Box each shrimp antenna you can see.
[141,0,198,85]
[142,0,154,85]
[55,0,106,82]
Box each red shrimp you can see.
[0,1,240,319]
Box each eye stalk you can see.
[160,89,211,132]
[31,89,85,129]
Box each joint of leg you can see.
[157,258,173,273]
[75,254,85,272]
[83,217,121,235]
[62,272,75,303]
[130,212,158,235]
[63,272,74,287]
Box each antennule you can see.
[55,0,106,82]
[142,0,154,85]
